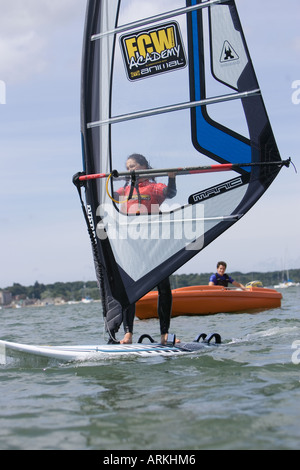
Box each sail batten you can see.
[87,89,261,128]
[91,0,223,41]
[104,215,241,226]
[79,0,287,331]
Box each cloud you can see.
[0,0,84,83]
[0,31,46,82]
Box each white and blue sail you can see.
[77,0,289,335]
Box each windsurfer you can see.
[116,153,177,215]
[114,153,178,345]
[209,261,245,289]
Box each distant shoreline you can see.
[2,267,300,292]
[1,268,299,308]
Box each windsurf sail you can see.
[77,0,289,335]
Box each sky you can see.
[0,0,299,288]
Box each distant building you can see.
[0,291,12,306]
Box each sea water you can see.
[0,287,300,450]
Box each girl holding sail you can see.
[115,154,177,345]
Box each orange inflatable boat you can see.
[135,285,282,319]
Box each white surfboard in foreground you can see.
[0,333,221,364]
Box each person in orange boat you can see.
[114,153,177,345]
[209,261,245,289]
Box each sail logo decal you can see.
[188,176,248,204]
[87,204,96,239]
[220,40,239,63]
[120,21,187,81]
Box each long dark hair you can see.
[127,153,152,169]
[124,154,155,186]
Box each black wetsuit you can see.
[123,277,172,336]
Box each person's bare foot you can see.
[120,332,133,344]
[160,334,181,345]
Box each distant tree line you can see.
[6,281,101,302]
[171,269,300,289]
[2,269,300,302]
